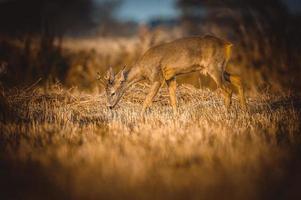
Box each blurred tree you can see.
[94,0,122,36]
[0,0,122,86]
[177,0,289,35]
[0,0,96,36]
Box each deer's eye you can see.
[111,92,115,96]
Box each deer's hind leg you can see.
[224,72,247,110]
[221,85,233,109]
[208,69,233,110]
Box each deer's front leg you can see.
[166,77,177,114]
[141,81,161,115]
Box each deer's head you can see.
[98,67,128,109]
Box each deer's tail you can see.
[221,43,233,82]
[224,43,233,63]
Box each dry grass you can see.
[1,83,300,200]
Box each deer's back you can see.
[138,35,232,80]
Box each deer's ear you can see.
[105,67,114,83]
[120,70,125,82]
[120,67,128,82]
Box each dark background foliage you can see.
[0,0,300,91]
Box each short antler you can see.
[104,67,114,83]
[96,72,102,80]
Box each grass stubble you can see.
[0,83,300,200]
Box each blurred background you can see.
[0,0,300,93]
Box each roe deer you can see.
[99,35,247,114]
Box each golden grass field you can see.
[1,82,300,200]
